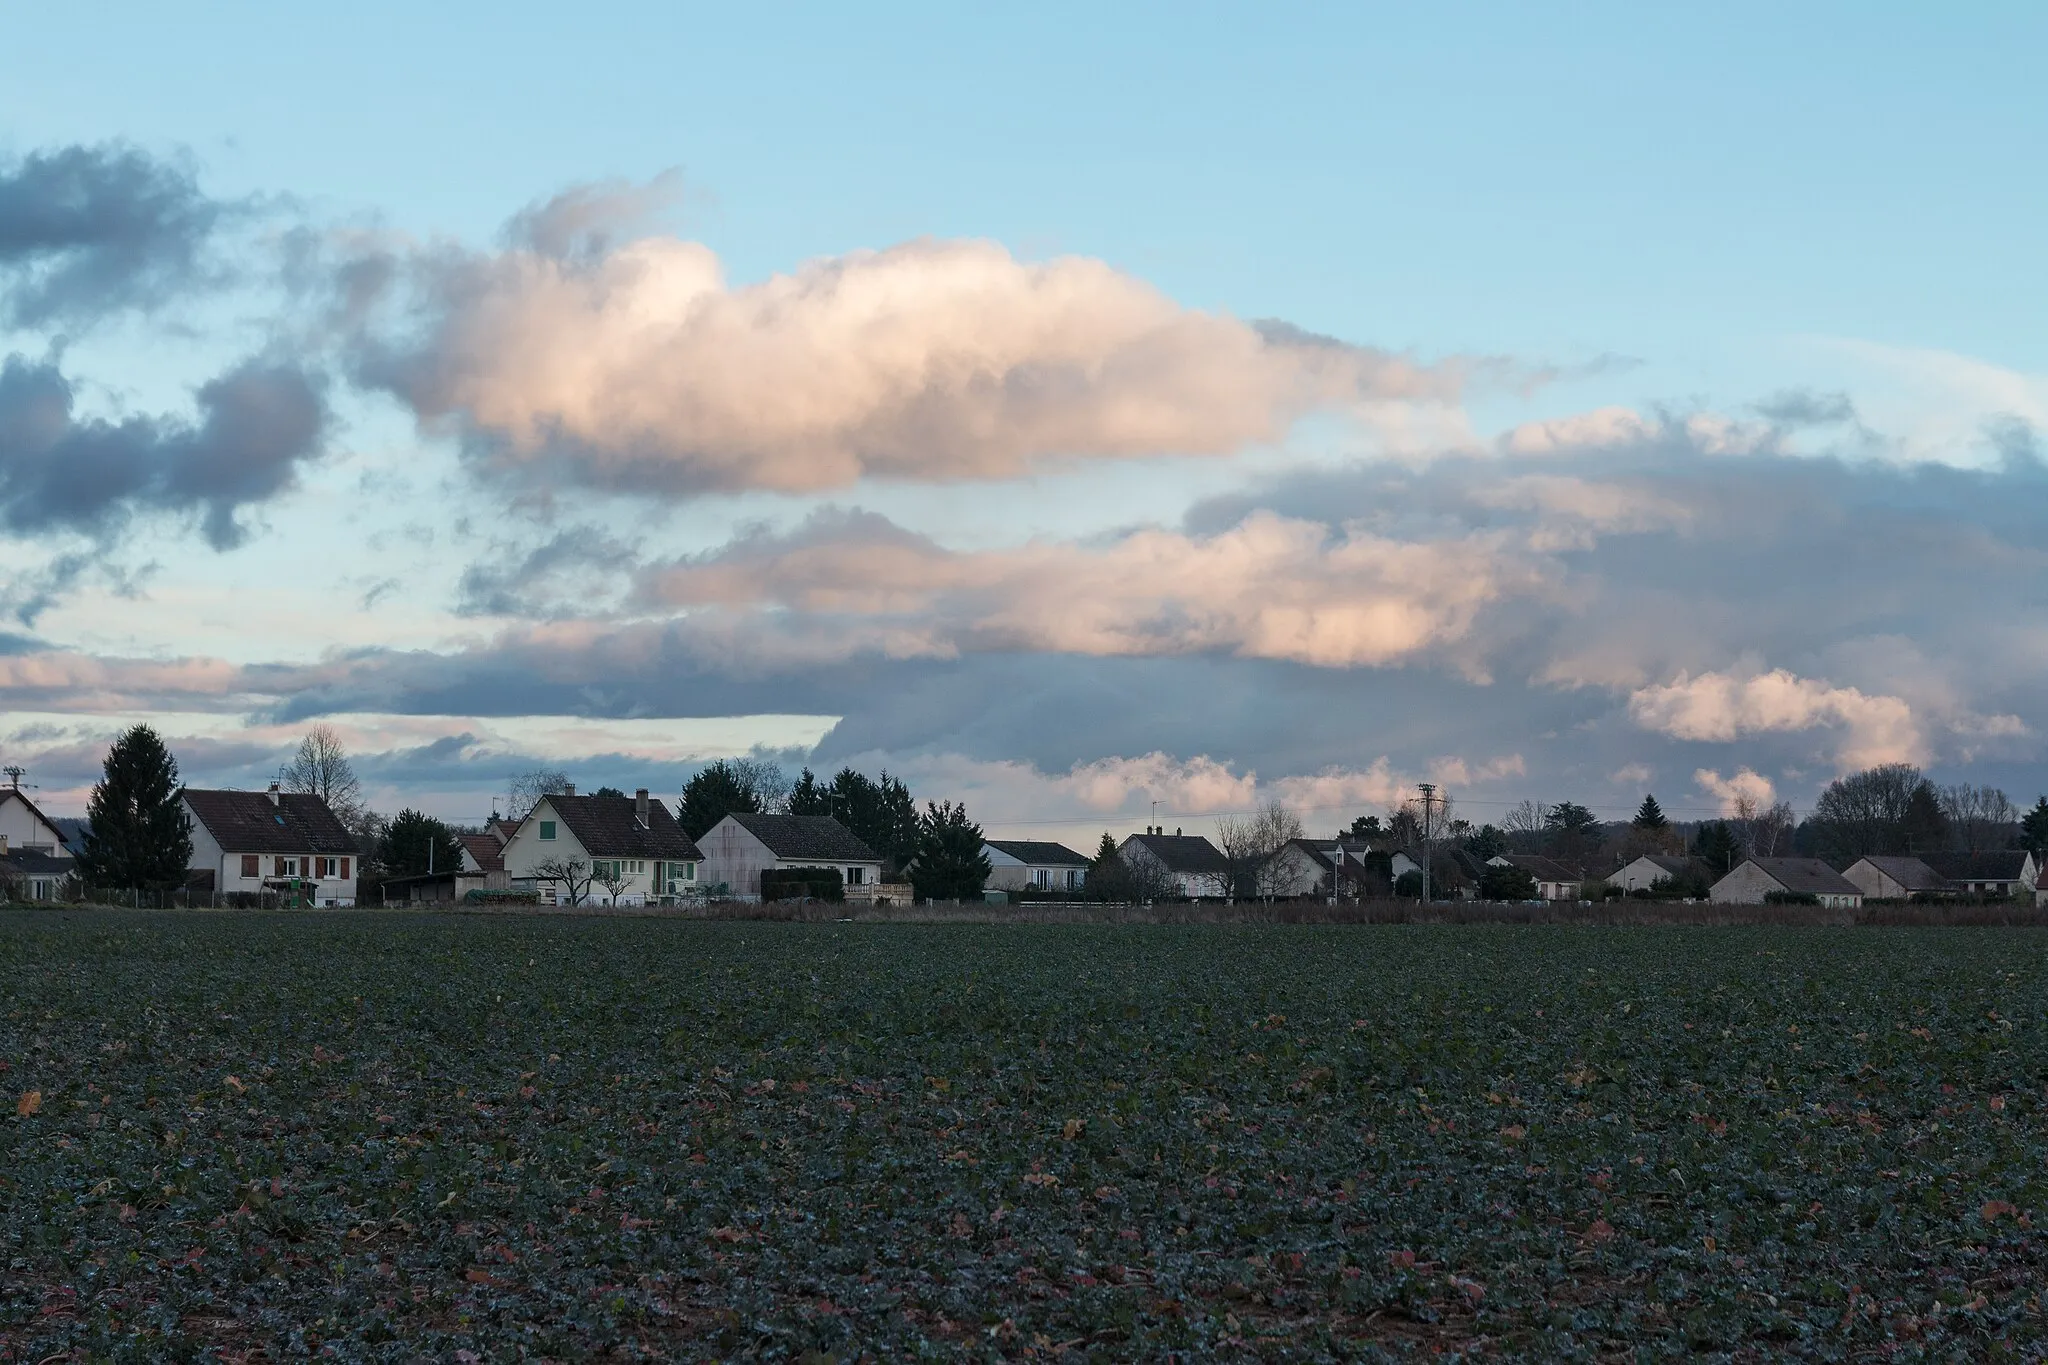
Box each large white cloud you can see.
[637,507,1547,668]
[346,196,1462,494]
[1628,668,1924,770]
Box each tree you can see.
[1691,821,1739,878]
[908,801,991,902]
[787,768,831,816]
[1937,783,2016,852]
[506,767,570,820]
[591,860,632,905]
[1344,814,1385,842]
[591,786,628,800]
[1216,799,1304,899]
[819,768,922,872]
[1808,763,1926,859]
[1093,832,1120,866]
[1463,823,1507,861]
[1901,782,1948,855]
[282,724,365,829]
[730,757,791,813]
[1478,863,1539,901]
[1631,794,1668,832]
[378,809,465,878]
[2020,797,2048,855]
[678,760,761,840]
[1544,801,1602,864]
[80,725,193,891]
[532,856,594,908]
[1501,799,1546,852]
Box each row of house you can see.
[6,780,2046,908]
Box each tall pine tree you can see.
[2021,797,2048,855]
[1631,794,1668,831]
[908,801,991,901]
[81,725,193,891]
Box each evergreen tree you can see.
[678,760,761,840]
[1631,794,1668,831]
[1346,814,1385,841]
[80,725,193,890]
[1544,801,1603,862]
[1901,781,1948,854]
[1463,823,1507,861]
[591,785,628,799]
[1692,820,1739,877]
[377,809,465,877]
[2020,797,2048,855]
[1092,832,1120,867]
[908,801,991,901]
[787,768,831,816]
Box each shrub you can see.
[1764,890,1820,905]
[761,866,844,902]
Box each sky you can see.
[2,2,2045,841]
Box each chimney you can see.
[267,781,280,805]
[563,782,575,797]
[635,788,649,829]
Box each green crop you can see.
[3,913,2044,1359]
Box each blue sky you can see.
[2,3,2045,834]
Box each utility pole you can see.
[1416,783,1437,903]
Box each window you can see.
[667,861,694,883]
[846,865,865,885]
[630,860,644,874]
[274,856,299,877]
[539,821,556,840]
[317,856,349,879]
[241,855,259,878]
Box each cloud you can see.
[342,194,1462,494]
[0,143,234,328]
[1693,766,1776,815]
[1755,389,1857,427]
[0,352,328,548]
[1628,668,1923,770]
[636,506,1544,669]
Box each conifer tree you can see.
[80,725,193,890]
[908,801,992,901]
[1631,794,1668,830]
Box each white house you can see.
[697,813,885,901]
[1842,856,1951,902]
[983,840,1090,892]
[1487,854,1585,901]
[1613,854,1706,895]
[1709,857,1863,909]
[0,787,67,857]
[1117,829,1231,899]
[1920,851,2040,899]
[183,785,359,906]
[501,788,702,906]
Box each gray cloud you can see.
[1754,388,1858,427]
[0,352,328,548]
[0,143,235,328]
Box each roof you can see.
[182,789,356,854]
[985,839,1090,867]
[1277,838,1335,871]
[1496,854,1584,883]
[1625,853,1700,877]
[1850,855,1951,892]
[541,794,703,861]
[49,817,91,855]
[724,812,879,862]
[1741,857,1862,896]
[1921,850,2034,882]
[1124,833,1229,875]
[1,848,75,875]
[460,832,506,874]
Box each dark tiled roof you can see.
[1744,857,1862,896]
[1125,833,1229,874]
[1852,856,1951,892]
[1921,851,2033,882]
[1278,838,1335,871]
[460,832,506,874]
[725,813,879,862]
[2,848,75,875]
[985,839,1091,866]
[182,789,356,854]
[1630,854,1701,877]
[542,795,703,860]
[49,817,91,855]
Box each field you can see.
[3,914,2045,1360]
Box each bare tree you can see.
[730,757,792,813]
[506,767,571,821]
[1501,798,1546,853]
[1938,783,2016,852]
[590,859,632,906]
[282,724,365,828]
[1216,799,1306,900]
[532,856,594,907]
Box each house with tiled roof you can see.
[1710,857,1863,909]
[1842,855,1952,902]
[1613,853,1710,896]
[982,839,1090,893]
[1118,829,1231,900]
[699,812,884,901]
[0,787,68,858]
[501,787,703,906]
[1487,853,1586,901]
[182,784,359,906]
[1920,850,2040,899]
